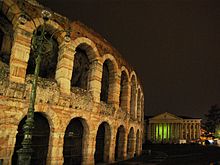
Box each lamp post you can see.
[17,5,70,165]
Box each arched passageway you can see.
[115,125,126,161]
[0,12,13,64]
[63,118,87,165]
[127,127,135,158]
[119,71,129,111]
[71,47,90,89]
[12,113,50,165]
[135,130,140,156]
[95,122,111,164]
[26,27,59,79]
[100,61,110,102]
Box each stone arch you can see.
[0,12,13,65]
[119,66,129,112]
[130,72,137,120]
[127,127,135,159]
[135,129,140,156]
[34,106,60,132]
[63,117,89,165]
[72,37,100,60]
[71,37,100,90]
[95,121,111,163]
[0,0,21,26]
[26,25,59,79]
[115,125,126,161]
[137,87,141,122]
[100,54,118,104]
[9,15,73,87]
[12,112,50,165]
[24,18,67,46]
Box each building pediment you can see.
[149,112,182,122]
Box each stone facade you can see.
[145,112,201,143]
[0,0,144,165]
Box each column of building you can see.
[169,123,172,143]
[184,123,187,140]
[196,123,201,139]
[193,123,196,139]
[166,123,169,143]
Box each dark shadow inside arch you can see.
[63,118,84,165]
[0,12,13,65]
[115,125,125,161]
[100,61,109,103]
[95,122,111,164]
[71,47,90,90]
[12,112,50,165]
[26,26,59,79]
[127,127,135,159]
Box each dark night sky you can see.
[38,0,220,118]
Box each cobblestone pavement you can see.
[111,151,168,165]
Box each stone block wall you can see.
[0,0,144,164]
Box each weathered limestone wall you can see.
[0,0,144,164]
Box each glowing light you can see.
[155,123,171,142]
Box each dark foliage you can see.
[203,104,220,133]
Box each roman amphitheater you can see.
[0,0,144,164]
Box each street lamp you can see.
[16,4,71,165]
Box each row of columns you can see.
[183,123,201,140]
[148,123,201,143]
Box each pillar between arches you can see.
[47,131,65,165]
[81,133,96,165]
[108,129,116,163]
[87,60,102,103]
[120,81,130,113]
[56,42,75,95]
[108,73,120,110]
[0,124,17,165]
[9,26,32,83]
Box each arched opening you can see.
[137,89,141,121]
[135,130,140,156]
[100,61,109,102]
[71,47,90,90]
[127,127,135,159]
[119,71,129,110]
[63,118,88,165]
[130,75,137,120]
[115,125,126,161]
[95,122,111,163]
[26,26,59,79]
[12,113,50,165]
[0,12,13,64]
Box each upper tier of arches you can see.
[0,0,144,122]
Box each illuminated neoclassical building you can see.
[145,112,201,143]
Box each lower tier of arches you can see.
[0,106,143,165]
